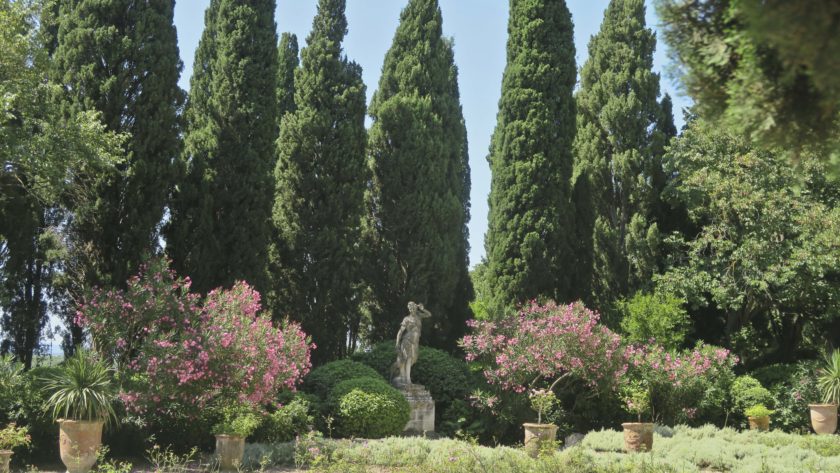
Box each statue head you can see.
[407,301,417,314]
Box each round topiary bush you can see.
[327,377,410,439]
[352,341,476,434]
[731,375,774,413]
[302,360,383,401]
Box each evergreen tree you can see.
[572,0,674,312]
[272,0,368,364]
[364,0,472,349]
[51,0,184,289]
[167,0,278,294]
[484,0,577,314]
[276,32,299,122]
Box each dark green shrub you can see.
[752,361,821,432]
[302,360,382,401]
[327,377,409,439]
[252,395,313,443]
[731,375,774,413]
[4,366,58,465]
[352,342,475,435]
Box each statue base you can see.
[398,384,435,435]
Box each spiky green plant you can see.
[42,350,117,425]
[818,349,840,405]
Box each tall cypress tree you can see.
[484,0,577,315]
[167,0,278,294]
[572,0,674,312]
[276,32,299,122]
[364,0,472,349]
[51,0,184,288]
[272,0,368,364]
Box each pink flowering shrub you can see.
[76,258,313,417]
[623,342,738,424]
[460,301,627,393]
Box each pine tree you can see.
[365,0,472,349]
[272,0,368,364]
[276,32,299,122]
[572,0,674,312]
[51,0,184,288]
[167,0,278,295]
[484,0,577,315]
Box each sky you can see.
[173,0,691,268]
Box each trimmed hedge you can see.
[352,342,474,434]
[302,360,383,401]
[328,377,410,439]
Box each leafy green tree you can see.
[167,0,278,295]
[656,0,840,155]
[51,0,184,289]
[272,0,368,364]
[573,0,673,312]
[276,32,299,122]
[1,0,123,359]
[618,291,690,350]
[657,120,840,364]
[484,0,577,314]
[364,0,472,349]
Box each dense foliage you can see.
[302,360,381,402]
[483,0,577,315]
[271,0,368,363]
[573,0,675,312]
[167,0,279,295]
[656,0,840,155]
[327,377,410,439]
[365,0,472,349]
[657,120,840,364]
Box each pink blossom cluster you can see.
[77,258,313,416]
[460,301,626,393]
[624,342,737,388]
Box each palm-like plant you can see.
[818,349,840,405]
[42,350,117,425]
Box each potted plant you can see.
[810,349,840,435]
[0,424,30,473]
[42,350,116,473]
[621,382,654,452]
[745,404,773,431]
[522,389,559,458]
[212,403,261,471]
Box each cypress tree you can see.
[167,0,278,294]
[365,0,472,349]
[276,32,299,122]
[51,0,184,288]
[272,0,368,364]
[484,0,577,314]
[572,0,674,312]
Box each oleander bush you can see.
[327,377,410,439]
[751,361,821,433]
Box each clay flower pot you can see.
[0,450,12,473]
[808,404,838,435]
[621,422,654,452]
[58,420,103,473]
[748,416,770,431]
[215,434,245,471]
[522,423,558,458]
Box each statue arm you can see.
[395,325,405,350]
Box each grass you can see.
[239,425,840,472]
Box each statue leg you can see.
[405,362,411,386]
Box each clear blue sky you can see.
[173,0,690,268]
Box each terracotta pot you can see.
[215,435,245,471]
[58,420,103,473]
[0,450,12,473]
[621,422,654,452]
[522,423,558,458]
[748,416,770,431]
[809,404,838,435]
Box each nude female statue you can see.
[392,301,431,387]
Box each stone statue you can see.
[392,301,431,388]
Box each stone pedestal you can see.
[399,384,435,434]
